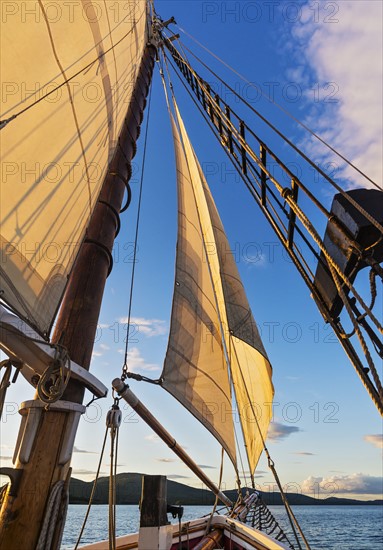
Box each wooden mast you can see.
[0,43,156,550]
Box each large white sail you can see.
[0,0,147,336]
[163,101,274,473]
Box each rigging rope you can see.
[121,84,153,381]
[163,45,383,337]
[163,48,383,411]
[174,38,383,210]
[228,337,311,550]
[326,261,383,403]
[174,26,380,190]
[233,426,249,493]
[74,425,109,550]
[205,447,226,535]
[164,42,383,239]
[280,194,382,335]
[107,399,122,550]
[167,38,383,274]
[164,48,383,412]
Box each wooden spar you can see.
[0,45,156,550]
[193,530,224,550]
[112,378,233,509]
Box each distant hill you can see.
[69,473,382,506]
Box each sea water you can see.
[61,504,383,549]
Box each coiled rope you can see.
[36,345,71,405]
[35,480,65,550]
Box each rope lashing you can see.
[36,345,71,405]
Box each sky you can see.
[1,0,382,503]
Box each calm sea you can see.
[61,504,383,549]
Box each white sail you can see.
[199,161,274,475]
[162,109,237,467]
[0,0,147,336]
[163,101,274,473]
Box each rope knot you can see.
[281,187,292,200]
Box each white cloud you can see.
[73,446,97,454]
[243,252,267,269]
[301,473,383,495]
[145,434,160,442]
[364,434,383,449]
[268,422,301,441]
[124,347,160,372]
[99,343,110,351]
[119,317,167,338]
[293,452,315,456]
[289,1,382,187]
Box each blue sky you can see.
[1,1,382,501]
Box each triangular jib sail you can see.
[162,98,274,475]
[162,108,237,468]
[0,0,148,336]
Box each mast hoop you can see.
[98,200,121,237]
[84,238,114,276]
[119,179,133,213]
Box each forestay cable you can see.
[74,425,109,550]
[121,85,153,380]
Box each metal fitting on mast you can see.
[150,14,177,48]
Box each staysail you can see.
[163,109,237,467]
[162,100,274,474]
[199,162,274,475]
[0,0,147,336]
